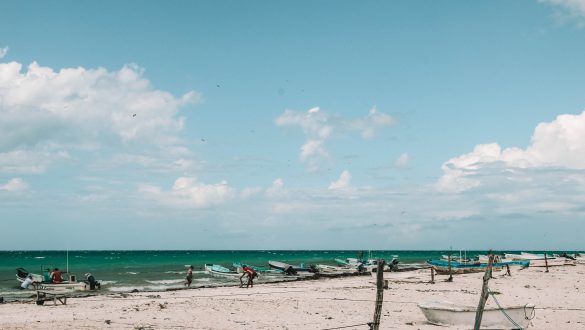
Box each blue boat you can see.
[427,259,529,275]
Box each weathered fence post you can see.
[474,253,494,330]
[506,264,511,276]
[544,253,549,272]
[430,267,435,283]
[370,259,385,330]
[447,255,453,282]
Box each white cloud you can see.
[438,110,585,193]
[140,177,235,208]
[541,0,585,25]
[0,61,199,173]
[266,178,287,198]
[276,106,394,170]
[394,153,410,168]
[0,178,27,192]
[0,148,69,174]
[346,106,395,139]
[0,46,8,59]
[329,170,352,190]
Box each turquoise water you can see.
[0,250,575,300]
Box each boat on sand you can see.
[204,264,240,277]
[426,260,529,275]
[418,300,535,329]
[268,260,314,273]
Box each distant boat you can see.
[418,300,535,329]
[204,264,240,277]
[426,260,529,275]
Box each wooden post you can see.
[370,259,385,330]
[474,253,494,330]
[447,255,453,282]
[506,264,511,276]
[430,267,435,283]
[544,253,549,272]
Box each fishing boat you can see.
[204,264,240,277]
[16,268,88,291]
[418,300,535,329]
[504,252,575,267]
[426,260,529,275]
[334,257,398,272]
[315,264,355,272]
[268,260,314,273]
[232,262,283,274]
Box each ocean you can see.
[0,250,574,300]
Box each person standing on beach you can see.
[185,265,193,287]
[240,265,258,288]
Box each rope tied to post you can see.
[487,287,535,330]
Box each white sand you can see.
[1,265,584,329]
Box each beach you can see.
[2,264,584,329]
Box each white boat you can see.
[16,268,88,291]
[505,253,575,267]
[315,264,357,275]
[204,264,241,278]
[418,300,535,329]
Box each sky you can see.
[2,0,585,250]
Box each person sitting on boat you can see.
[43,268,51,282]
[51,268,63,284]
[84,273,101,290]
[20,275,34,290]
[185,266,193,287]
[240,265,258,288]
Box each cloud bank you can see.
[0,61,199,175]
[438,110,585,193]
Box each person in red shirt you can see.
[240,265,258,288]
[51,268,63,283]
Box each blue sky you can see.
[2,0,585,250]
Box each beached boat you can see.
[334,257,398,272]
[232,262,283,274]
[418,300,535,329]
[504,253,575,267]
[426,260,529,275]
[441,255,472,263]
[204,264,240,277]
[16,268,88,291]
[268,260,314,273]
[315,264,355,272]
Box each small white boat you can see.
[315,264,357,275]
[204,264,241,278]
[418,300,535,329]
[16,268,88,291]
[505,253,575,267]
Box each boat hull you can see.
[504,253,575,267]
[17,276,88,291]
[204,264,240,278]
[426,260,527,275]
[418,301,534,329]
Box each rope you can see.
[322,323,369,330]
[488,287,526,329]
